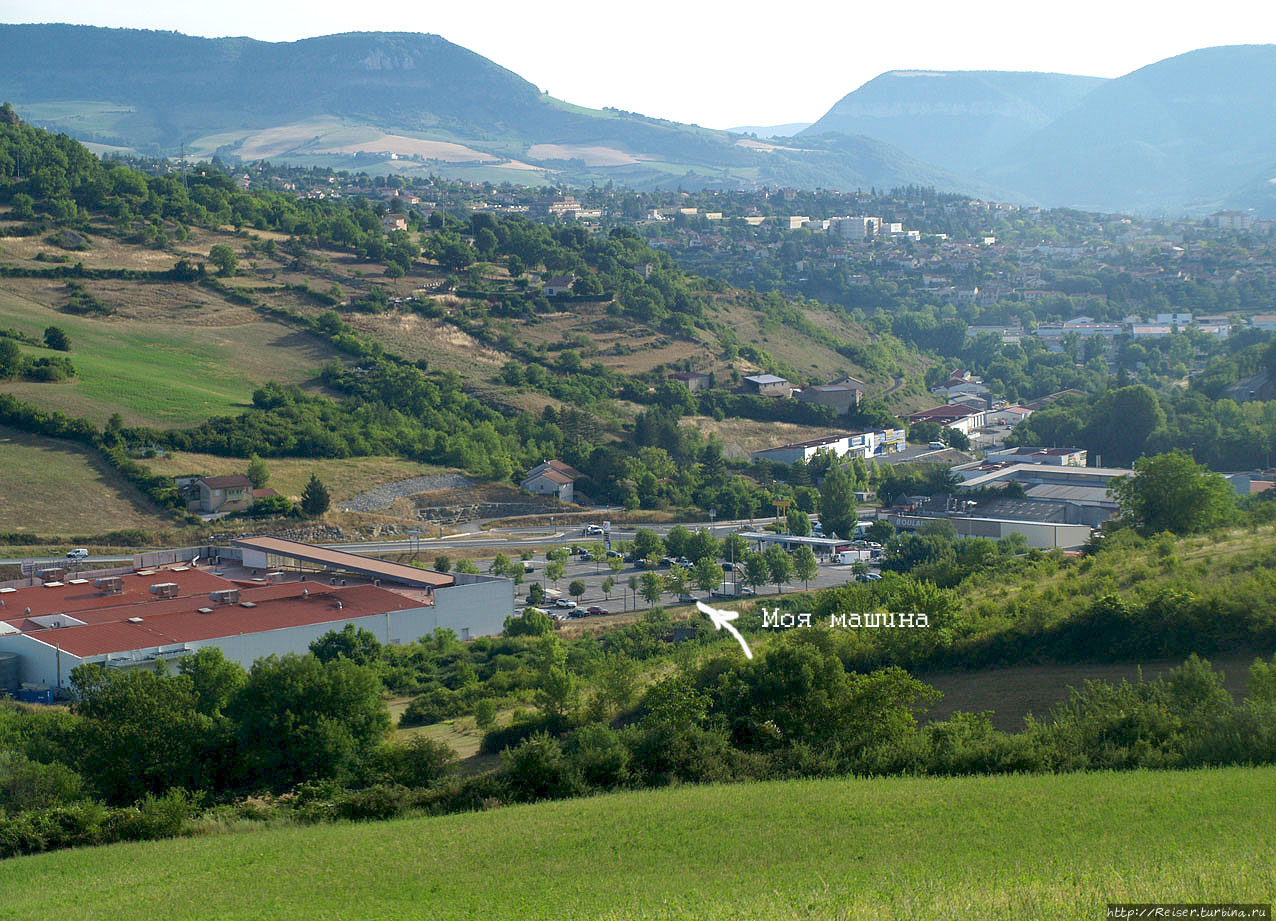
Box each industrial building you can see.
[752,428,906,465]
[0,538,513,693]
[886,512,1094,549]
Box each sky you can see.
[1,0,1274,128]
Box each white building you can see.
[751,429,906,465]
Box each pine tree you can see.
[300,473,330,517]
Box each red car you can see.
[586,606,610,616]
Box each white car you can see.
[583,524,605,536]
[66,548,89,561]
[554,598,578,609]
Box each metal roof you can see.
[232,537,454,588]
[24,583,420,658]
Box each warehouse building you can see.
[0,539,513,692]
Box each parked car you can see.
[586,606,609,616]
[521,560,536,572]
[659,556,677,567]
[677,594,697,604]
[554,598,578,609]
[606,550,623,559]
[66,548,89,561]
[675,557,691,567]
[928,440,947,449]
[721,562,740,572]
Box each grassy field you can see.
[140,452,444,503]
[0,284,337,426]
[1,766,1272,920]
[0,425,171,534]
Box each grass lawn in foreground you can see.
[1,765,1272,920]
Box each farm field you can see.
[0,285,337,427]
[140,452,444,504]
[2,766,1272,920]
[0,425,171,534]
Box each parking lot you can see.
[512,546,878,617]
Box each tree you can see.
[433,555,452,573]
[505,607,555,637]
[178,647,246,718]
[942,427,971,451]
[664,565,689,599]
[721,532,748,565]
[693,556,721,594]
[1109,450,1235,535]
[245,454,270,489]
[310,623,382,667]
[546,560,565,586]
[455,559,480,575]
[300,473,331,517]
[228,654,390,791]
[627,575,639,609]
[764,545,793,594]
[607,555,624,577]
[819,464,857,539]
[664,525,692,558]
[792,545,818,590]
[569,579,587,603]
[43,326,70,351]
[535,636,577,718]
[0,339,21,378]
[601,576,615,599]
[474,699,498,730]
[527,582,546,605]
[786,509,811,536]
[70,665,213,803]
[632,528,664,561]
[743,551,769,593]
[866,519,895,545]
[208,244,238,277]
[639,571,664,607]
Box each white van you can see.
[66,548,89,561]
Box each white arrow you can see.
[696,600,753,659]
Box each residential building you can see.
[751,429,905,465]
[186,475,253,515]
[521,460,584,503]
[543,274,578,297]
[793,377,864,414]
[380,214,408,232]
[668,371,710,392]
[742,374,792,397]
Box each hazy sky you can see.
[2,0,1274,127]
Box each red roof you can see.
[19,582,422,658]
[908,405,980,423]
[0,568,229,626]
[200,475,252,489]
[232,537,453,588]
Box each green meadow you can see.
[2,766,1272,921]
[0,289,335,427]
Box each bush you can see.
[498,732,582,802]
[333,783,412,822]
[566,723,632,789]
[399,686,463,727]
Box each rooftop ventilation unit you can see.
[95,577,124,594]
[39,568,65,582]
[149,582,180,599]
[267,571,286,584]
[127,616,144,624]
[239,601,257,609]
[209,589,240,605]
[196,607,214,615]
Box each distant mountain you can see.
[984,45,1276,215]
[0,24,988,195]
[727,123,812,139]
[803,70,1106,175]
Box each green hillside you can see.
[0,24,984,194]
[2,766,1272,920]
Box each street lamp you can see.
[708,508,716,538]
